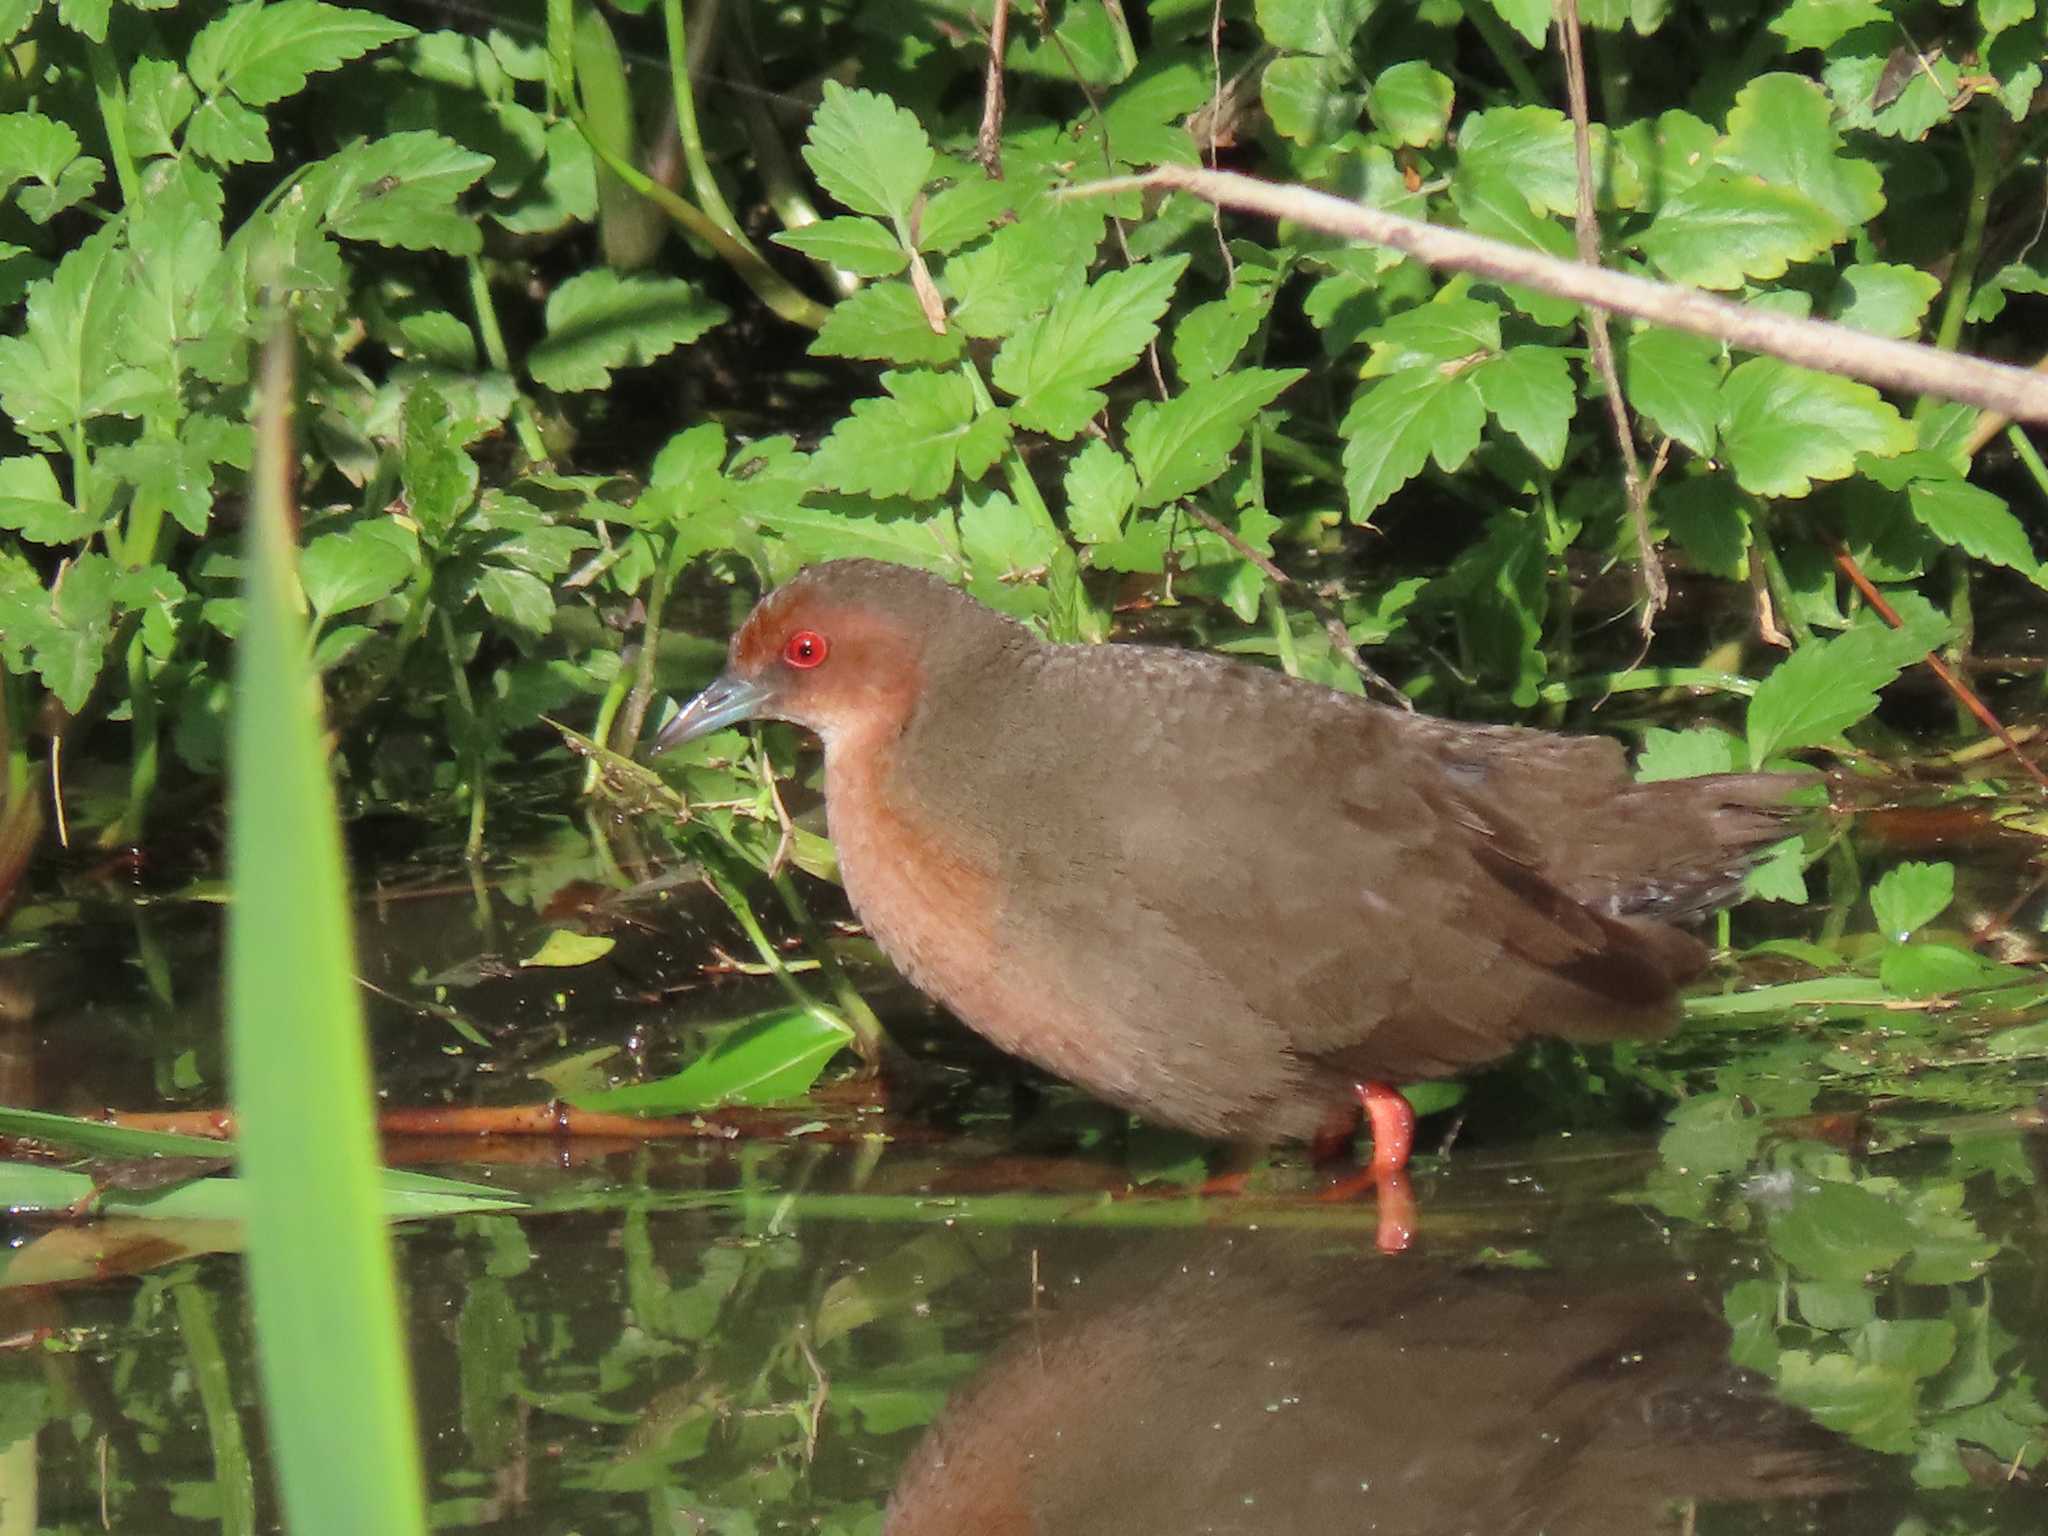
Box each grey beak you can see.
[652,671,772,753]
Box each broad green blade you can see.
[226,325,429,1536]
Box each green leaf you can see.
[1063,439,1136,543]
[317,132,495,255]
[0,225,151,440]
[812,279,963,367]
[1172,283,1273,383]
[1261,54,1366,147]
[0,112,103,222]
[528,270,728,391]
[1126,367,1303,508]
[1621,328,1723,456]
[1719,358,1914,498]
[916,176,1012,253]
[1878,941,2001,999]
[1905,476,2045,585]
[1771,1181,1917,1281]
[519,930,617,968]
[943,208,1095,340]
[1340,368,1487,522]
[1368,61,1454,147]
[1483,0,1554,45]
[1720,73,1885,231]
[1456,106,1636,216]
[1870,860,1956,939]
[575,1008,854,1112]
[1254,0,1374,55]
[801,81,933,225]
[813,369,1007,501]
[960,489,1061,585]
[1445,168,1581,326]
[1832,261,1941,339]
[189,0,414,104]
[1361,295,1501,375]
[231,328,430,1535]
[301,519,418,619]
[771,216,907,278]
[1636,725,1740,781]
[0,453,88,543]
[474,566,554,633]
[1656,474,1750,579]
[1638,170,1842,289]
[187,0,414,161]
[1474,346,1574,468]
[127,57,197,159]
[991,256,1187,439]
[1770,0,1888,50]
[1746,603,1950,763]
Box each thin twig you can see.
[1962,354,2048,456]
[1834,544,2048,794]
[1557,0,1663,631]
[1063,167,2048,422]
[1187,507,1413,708]
[974,0,1007,177]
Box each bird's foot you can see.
[1311,1082,1419,1252]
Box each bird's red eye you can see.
[783,629,828,669]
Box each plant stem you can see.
[465,256,549,465]
[1533,667,1757,703]
[575,127,829,330]
[1455,0,1546,102]
[116,626,160,844]
[661,0,745,241]
[1922,116,2000,398]
[2006,422,2048,504]
[767,867,885,1064]
[618,536,681,755]
[700,846,856,1044]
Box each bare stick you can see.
[1962,353,2048,456]
[1834,545,2048,795]
[1064,167,2048,423]
[1557,0,1662,629]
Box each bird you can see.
[655,558,1799,1246]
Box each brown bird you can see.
[657,559,1796,1245]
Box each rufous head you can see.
[654,559,1006,753]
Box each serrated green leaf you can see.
[1772,1181,1917,1282]
[916,177,1011,254]
[1261,54,1366,147]
[0,453,87,543]
[1171,284,1271,383]
[0,112,101,223]
[992,256,1186,439]
[528,270,727,391]
[812,280,963,366]
[801,81,933,224]
[1340,368,1487,522]
[1362,295,1501,375]
[1636,725,1741,781]
[960,489,1061,582]
[771,216,907,278]
[1474,346,1573,468]
[1825,45,1959,141]
[1719,358,1914,497]
[1457,106,1637,217]
[1746,603,1949,763]
[127,58,197,159]
[1832,261,1941,339]
[475,566,554,633]
[1446,168,1581,326]
[0,225,151,441]
[1721,73,1885,231]
[1127,367,1303,508]
[813,369,1000,501]
[1063,439,1136,543]
[188,0,414,106]
[1621,327,1723,455]
[1870,860,1955,939]
[188,93,271,165]
[1368,61,1454,147]
[1905,476,2044,585]
[745,500,964,574]
[943,212,1093,341]
[1639,169,1843,289]
[316,132,494,255]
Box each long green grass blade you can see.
[226,325,429,1535]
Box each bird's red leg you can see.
[1313,1082,1417,1253]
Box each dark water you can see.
[3,801,2046,1533]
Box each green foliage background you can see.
[0,0,2040,854]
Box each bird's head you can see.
[653,559,1006,753]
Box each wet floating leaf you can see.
[518,929,616,968]
[572,1007,853,1113]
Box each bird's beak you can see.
[652,671,772,754]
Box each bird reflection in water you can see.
[884,1232,1863,1536]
